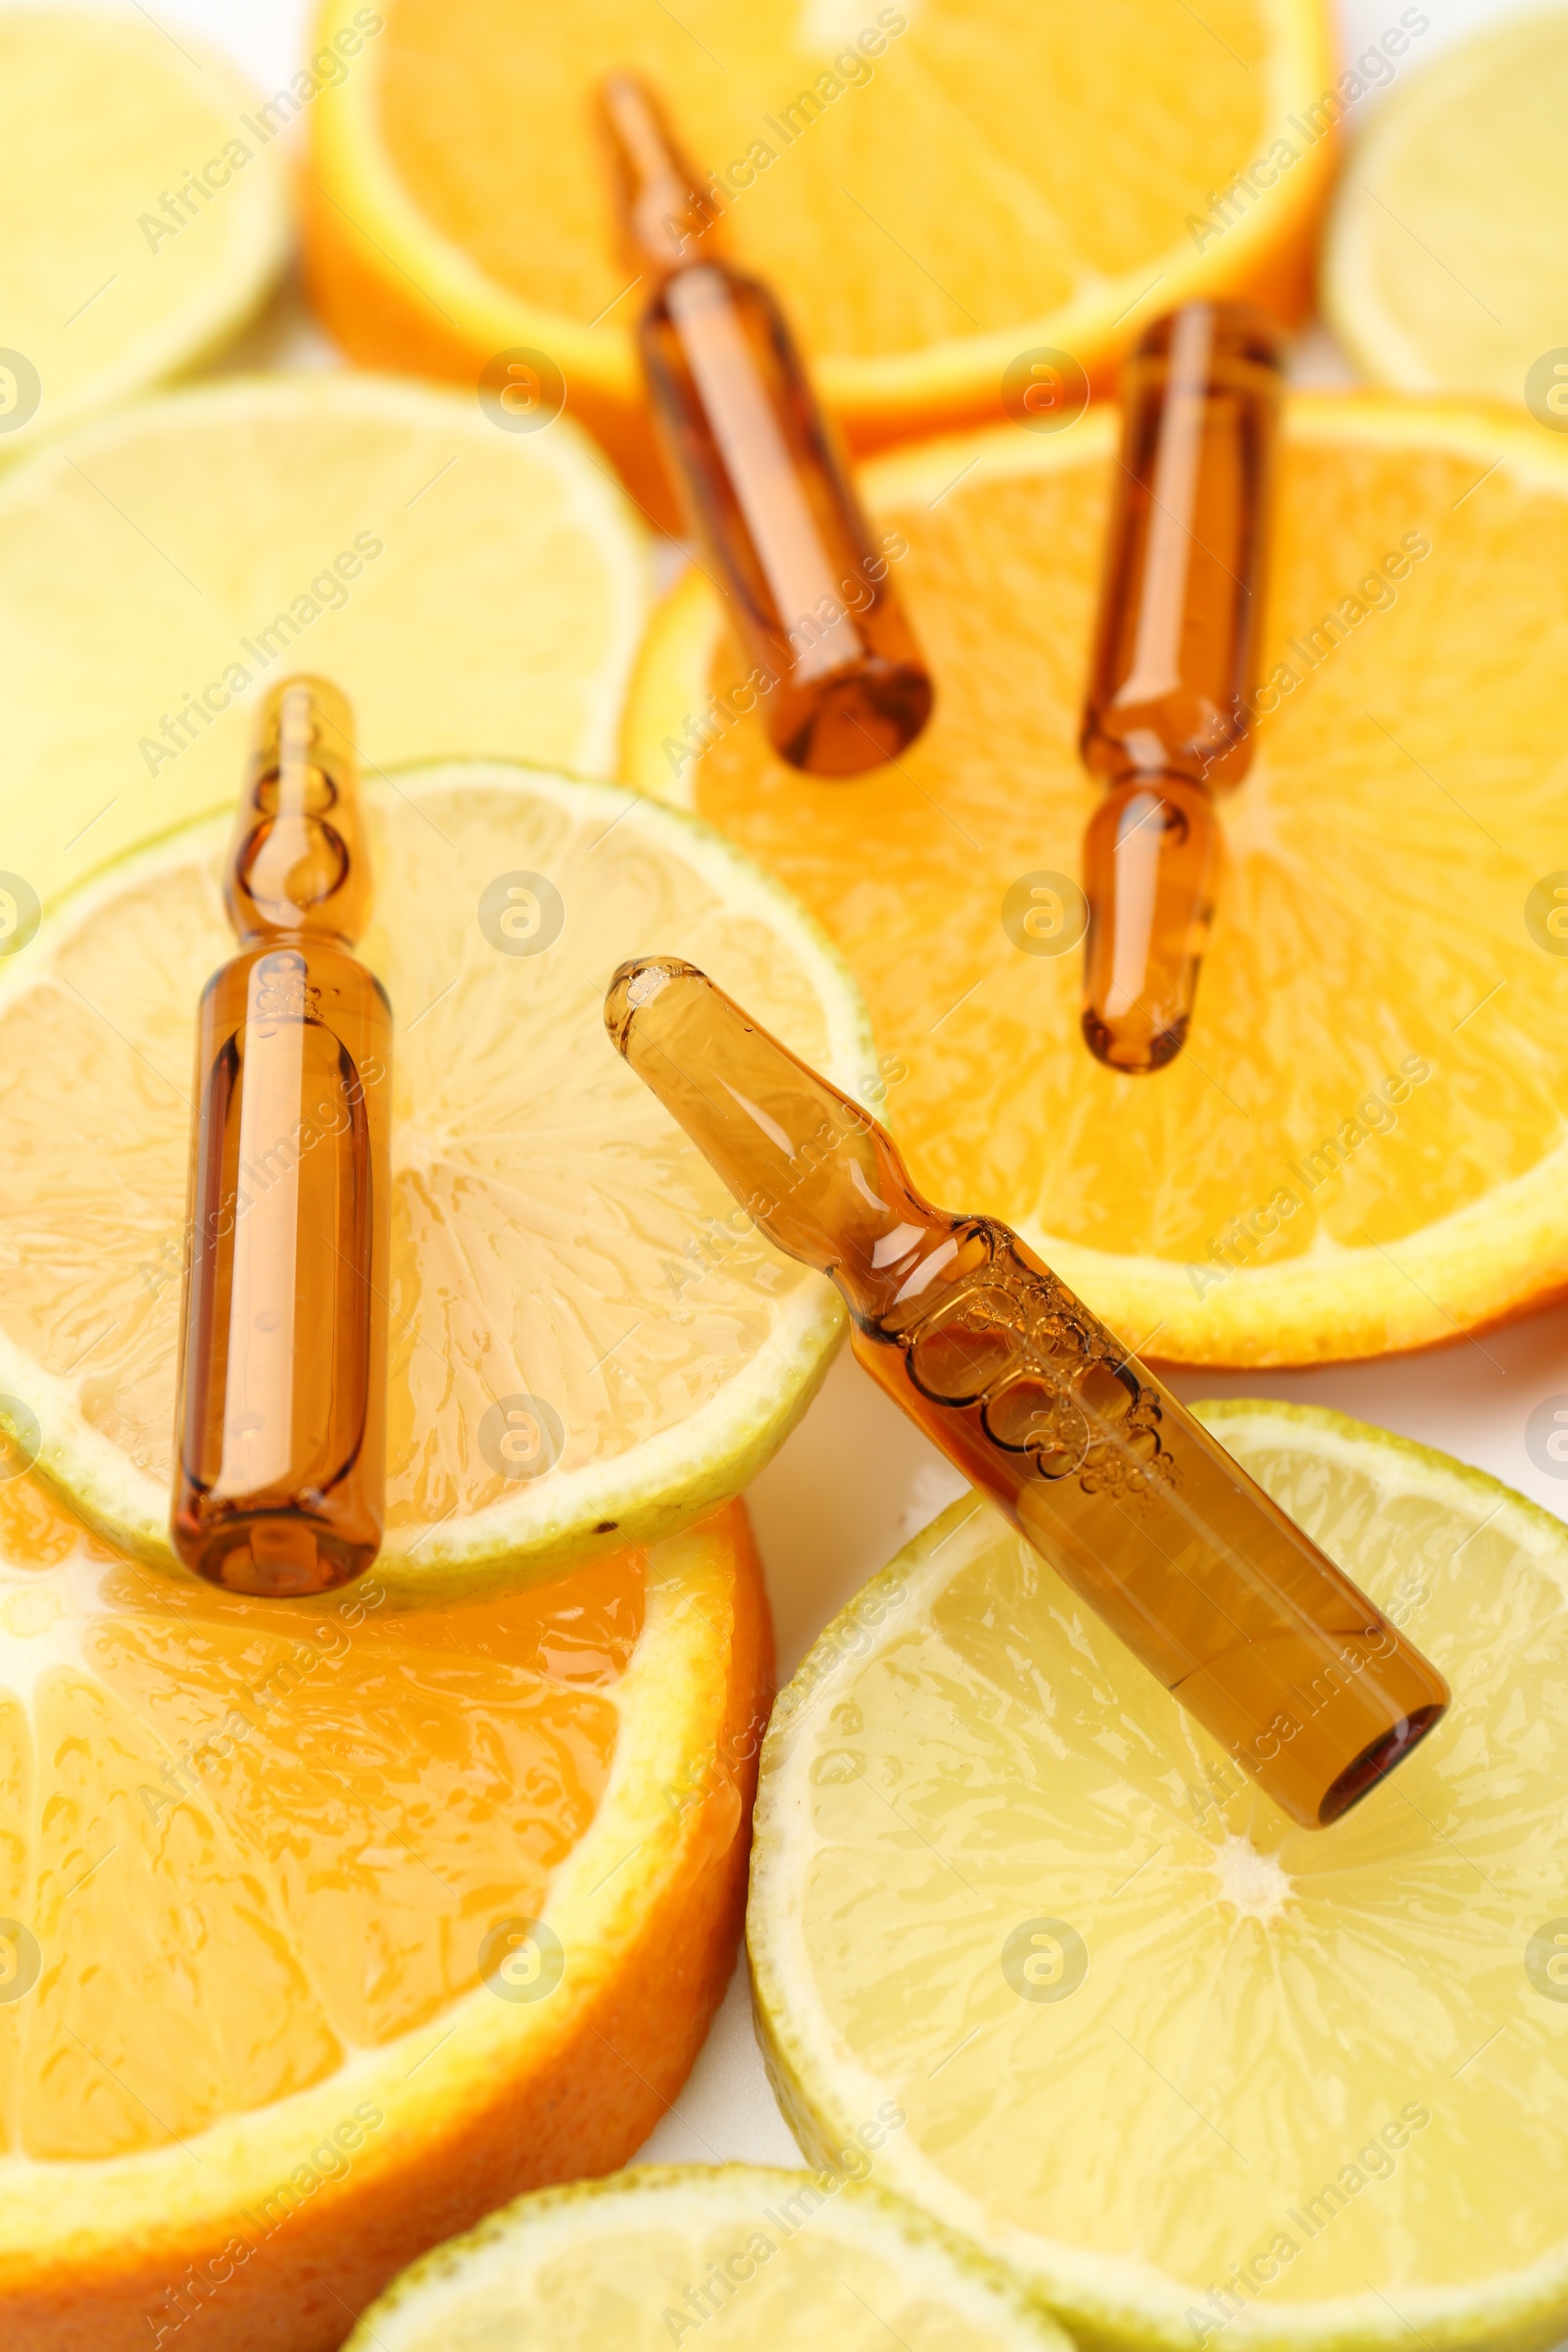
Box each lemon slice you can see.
[0,761,878,1593]
[751,1402,1568,2351]
[1324,12,1568,406]
[0,1474,770,2341]
[345,2164,1073,2351]
[0,373,651,910]
[0,10,287,458]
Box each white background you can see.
[27,0,1564,2179]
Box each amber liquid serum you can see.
[607,956,1448,1828]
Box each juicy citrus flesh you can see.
[1325,12,1568,402]
[0,1470,632,2160]
[0,13,286,459]
[0,763,877,1589]
[307,0,1331,436]
[347,2164,1072,2352]
[750,1401,1568,2351]
[0,374,651,912]
[373,0,1269,359]
[0,1475,769,2335]
[625,398,1568,1364]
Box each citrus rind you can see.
[0,1500,770,2349]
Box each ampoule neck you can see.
[1127,298,1286,381]
[606,956,952,1298]
[599,70,725,281]
[848,1213,997,1339]
[224,674,370,950]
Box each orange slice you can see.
[622,395,1568,1366]
[0,1475,769,2352]
[303,0,1335,511]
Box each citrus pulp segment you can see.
[344,2164,1074,2352]
[0,1481,770,2352]
[0,11,287,461]
[0,763,879,1592]
[623,397,1568,1365]
[303,0,1335,504]
[0,372,652,910]
[1324,12,1568,408]
[750,1401,1568,2351]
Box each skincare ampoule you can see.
[172,676,391,1595]
[600,70,933,775]
[607,956,1449,1828]
[1080,303,1284,1071]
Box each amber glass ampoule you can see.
[1080,301,1284,1072]
[600,71,933,776]
[607,957,1449,1828]
[172,676,391,1596]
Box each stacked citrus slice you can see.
[625,395,1568,1366]
[304,0,1335,506]
[751,1402,1568,2352]
[0,1475,768,2352]
[0,762,879,1590]
[0,11,286,461]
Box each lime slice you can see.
[345,2164,1074,2351]
[0,10,286,456]
[751,1401,1568,2350]
[0,761,879,1594]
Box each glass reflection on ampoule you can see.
[172,675,391,1596]
[1080,301,1284,1072]
[599,69,933,776]
[606,956,1449,1830]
